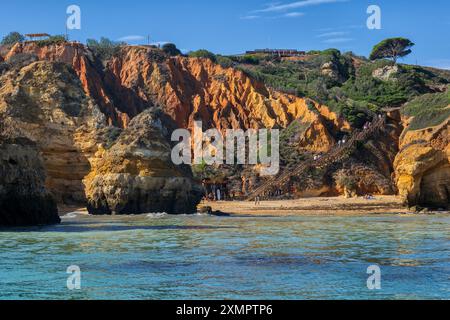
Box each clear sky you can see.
[1,0,449,69]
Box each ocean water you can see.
[0,213,449,300]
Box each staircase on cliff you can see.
[246,115,387,201]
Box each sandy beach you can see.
[58,196,434,217]
[203,196,409,216]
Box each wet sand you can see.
[203,196,409,216]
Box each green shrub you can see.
[36,35,67,47]
[409,108,450,130]
[162,43,181,56]
[188,50,217,62]
[2,53,38,72]
[320,48,341,58]
[233,54,260,65]
[1,32,25,45]
[216,55,234,68]
[87,37,125,61]
[334,170,357,190]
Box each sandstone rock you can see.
[0,138,60,226]
[395,119,450,208]
[372,65,399,82]
[5,42,127,127]
[0,58,202,215]
[198,206,213,214]
[84,110,203,215]
[321,61,346,83]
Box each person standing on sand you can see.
[255,196,261,206]
[217,189,222,201]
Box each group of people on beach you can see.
[203,188,225,202]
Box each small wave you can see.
[62,212,79,219]
[146,212,168,218]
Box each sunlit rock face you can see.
[84,110,203,215]
[4,43,348,146]
[395,119,450,209]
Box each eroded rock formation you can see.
[0,57,203,216]
[2,42,445,210]
[395,119,450,208]
[3,43,349,150]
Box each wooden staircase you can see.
[245,116,386,201]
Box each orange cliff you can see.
[4,42,131,127]
[2,43,350,152]
[105,46,351,152]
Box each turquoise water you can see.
[0,213,449,300]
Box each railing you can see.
[245,116,386,201]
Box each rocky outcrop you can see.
[6,42,438,206]
[0,138,59,226]
[0,58,202,215]
[321,61,346,83]
[395,119,450,208]
[84,110,203,214]
[0,61,98,204]
[4,42,130,127]
[372,65,399,82]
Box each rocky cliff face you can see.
[84,110,203,215]
[2,43,349,150]
[4,42,443,209]
[4,42,130,127]
[0,138,59,226]
[395,118,449,208]
[105,48,349,139]
[0,56,203,216]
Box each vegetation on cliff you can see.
[34,35,67,47]
[87,37,125,61]
[403,88,450,130]
[188,49,217,62]
[162,43,182,56]
[231,48,449,127]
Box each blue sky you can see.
[1,0,449,69]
